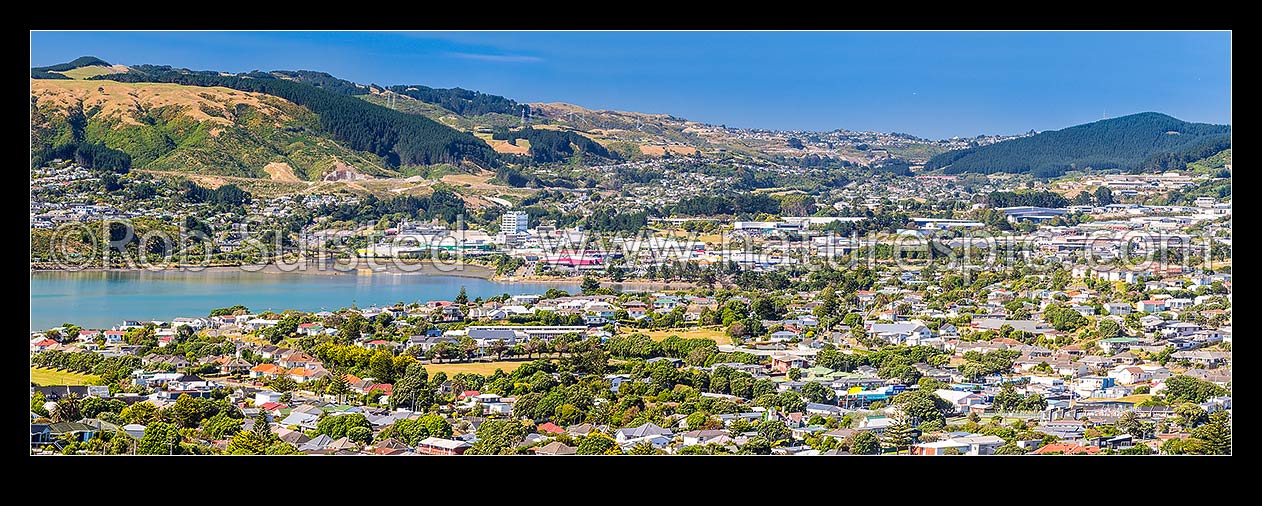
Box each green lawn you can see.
[31,367,101,386]
[1114,394,1153,404]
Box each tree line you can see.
[388,84,525,117]
[499,127,615,164]
[673,193,781,217]
[983,190,1070,208]
[33,142,132,173]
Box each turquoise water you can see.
[30,270,577,331]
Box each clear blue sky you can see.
[30,31,1231,139]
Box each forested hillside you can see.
[925,113,1231,177]
[386,84,525,117]
[492,126,615,163]
[30,79,389,179]
[92,65,497,168]
[31,56,112,79]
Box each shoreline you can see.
[31,260,498,279]
[492,275,697,291]
[31,262,697,290]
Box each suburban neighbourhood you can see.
[30,31,1231,456]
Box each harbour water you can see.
[30,270,578,331]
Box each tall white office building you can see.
[501,211,529,246]
[502,211,528,235]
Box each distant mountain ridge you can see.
[925,112,1231,177]
[31,56,113,79]
[33,57,1230,183]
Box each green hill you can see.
[91,64,498,168]
[31,79,390,179]
[925,112,1231,177]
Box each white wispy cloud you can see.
[447,52,543,63]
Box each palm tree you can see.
[488,339,508,361]
[52,393,81,423]
[523,338,539,359]
[553,335,572,357]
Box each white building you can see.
[501,211,529,245]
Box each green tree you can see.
[164,394,211,429]
[270,375,297,393]
[31,391,49,418]
[52,393,81,423]
[1174,403,1209,428]
[994,441,1027,455]
[137,421,182,455]
[338,313,364,344]
[316,413,372,439]
[1096,318,1122,339]
[121,401,160,425]
[756,420,791,446]
[882,417,916,453]
[1190,411,1231,455]
[581,276,601,295]
[202,411,244,440]
[801,382,836,404]
[991,384,1021,412]
[489,339,508,360]
[1115,411,1146,438]
[454,286,469,305]
[891,389,952,425]
[1164,375,1227,404]
[576,431,621,455]
[347,426,373,445]
[844,431,881,455]
[842,313,861,327]
[815,286,839,319]
[467,419,529,455]
[740,436,772,455]
[326,371,350,402]
[628,440,659,455]
[390,363,434,411]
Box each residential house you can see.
[912,435,1005,455]
[415,437,471,455]
[615,422,673,443]
[770,354,809,374]
[1105,302,1132,315]
[622,302,649,320]
[297,323,325,336]
[1032,443,1100,455]
[867,321,932,345]
[532,441,578,455]
[249,363,286,380]
[286,368,323,383]
[219,357,252,375]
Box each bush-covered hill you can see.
[91,64,497,168]
[925,112,1231,177]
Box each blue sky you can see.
[31,31,1231,139]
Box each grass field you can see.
[31,367,101,386]
[1114,394,1154,404]
[422,360,532,376]
[637,327,732,346]
[56,64,126,80]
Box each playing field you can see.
[31,367,101,386]
[637,327,732,346]
[421,361,531,376]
